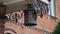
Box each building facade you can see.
[0,0,60,34]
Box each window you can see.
[48,0,55,16]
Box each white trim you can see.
[41,0,49,4]
[3,0,25,5]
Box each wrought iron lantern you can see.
[24,4,37,26]
[23,0,49,26]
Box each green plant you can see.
[52,21,60,34]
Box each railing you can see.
[5,11,51,34]
[5,11,24,23]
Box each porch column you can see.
[0,2,7,34]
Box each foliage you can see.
[52,21,60,34]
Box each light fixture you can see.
[23,0,49,26]
[24,4,37,26]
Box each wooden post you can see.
[0,2,7,34]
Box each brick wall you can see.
[55,0,60,19]
[4,0,60,34]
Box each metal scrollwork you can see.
[6,11,24,23]
[27,0,49,18]
[37,1,49,18]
